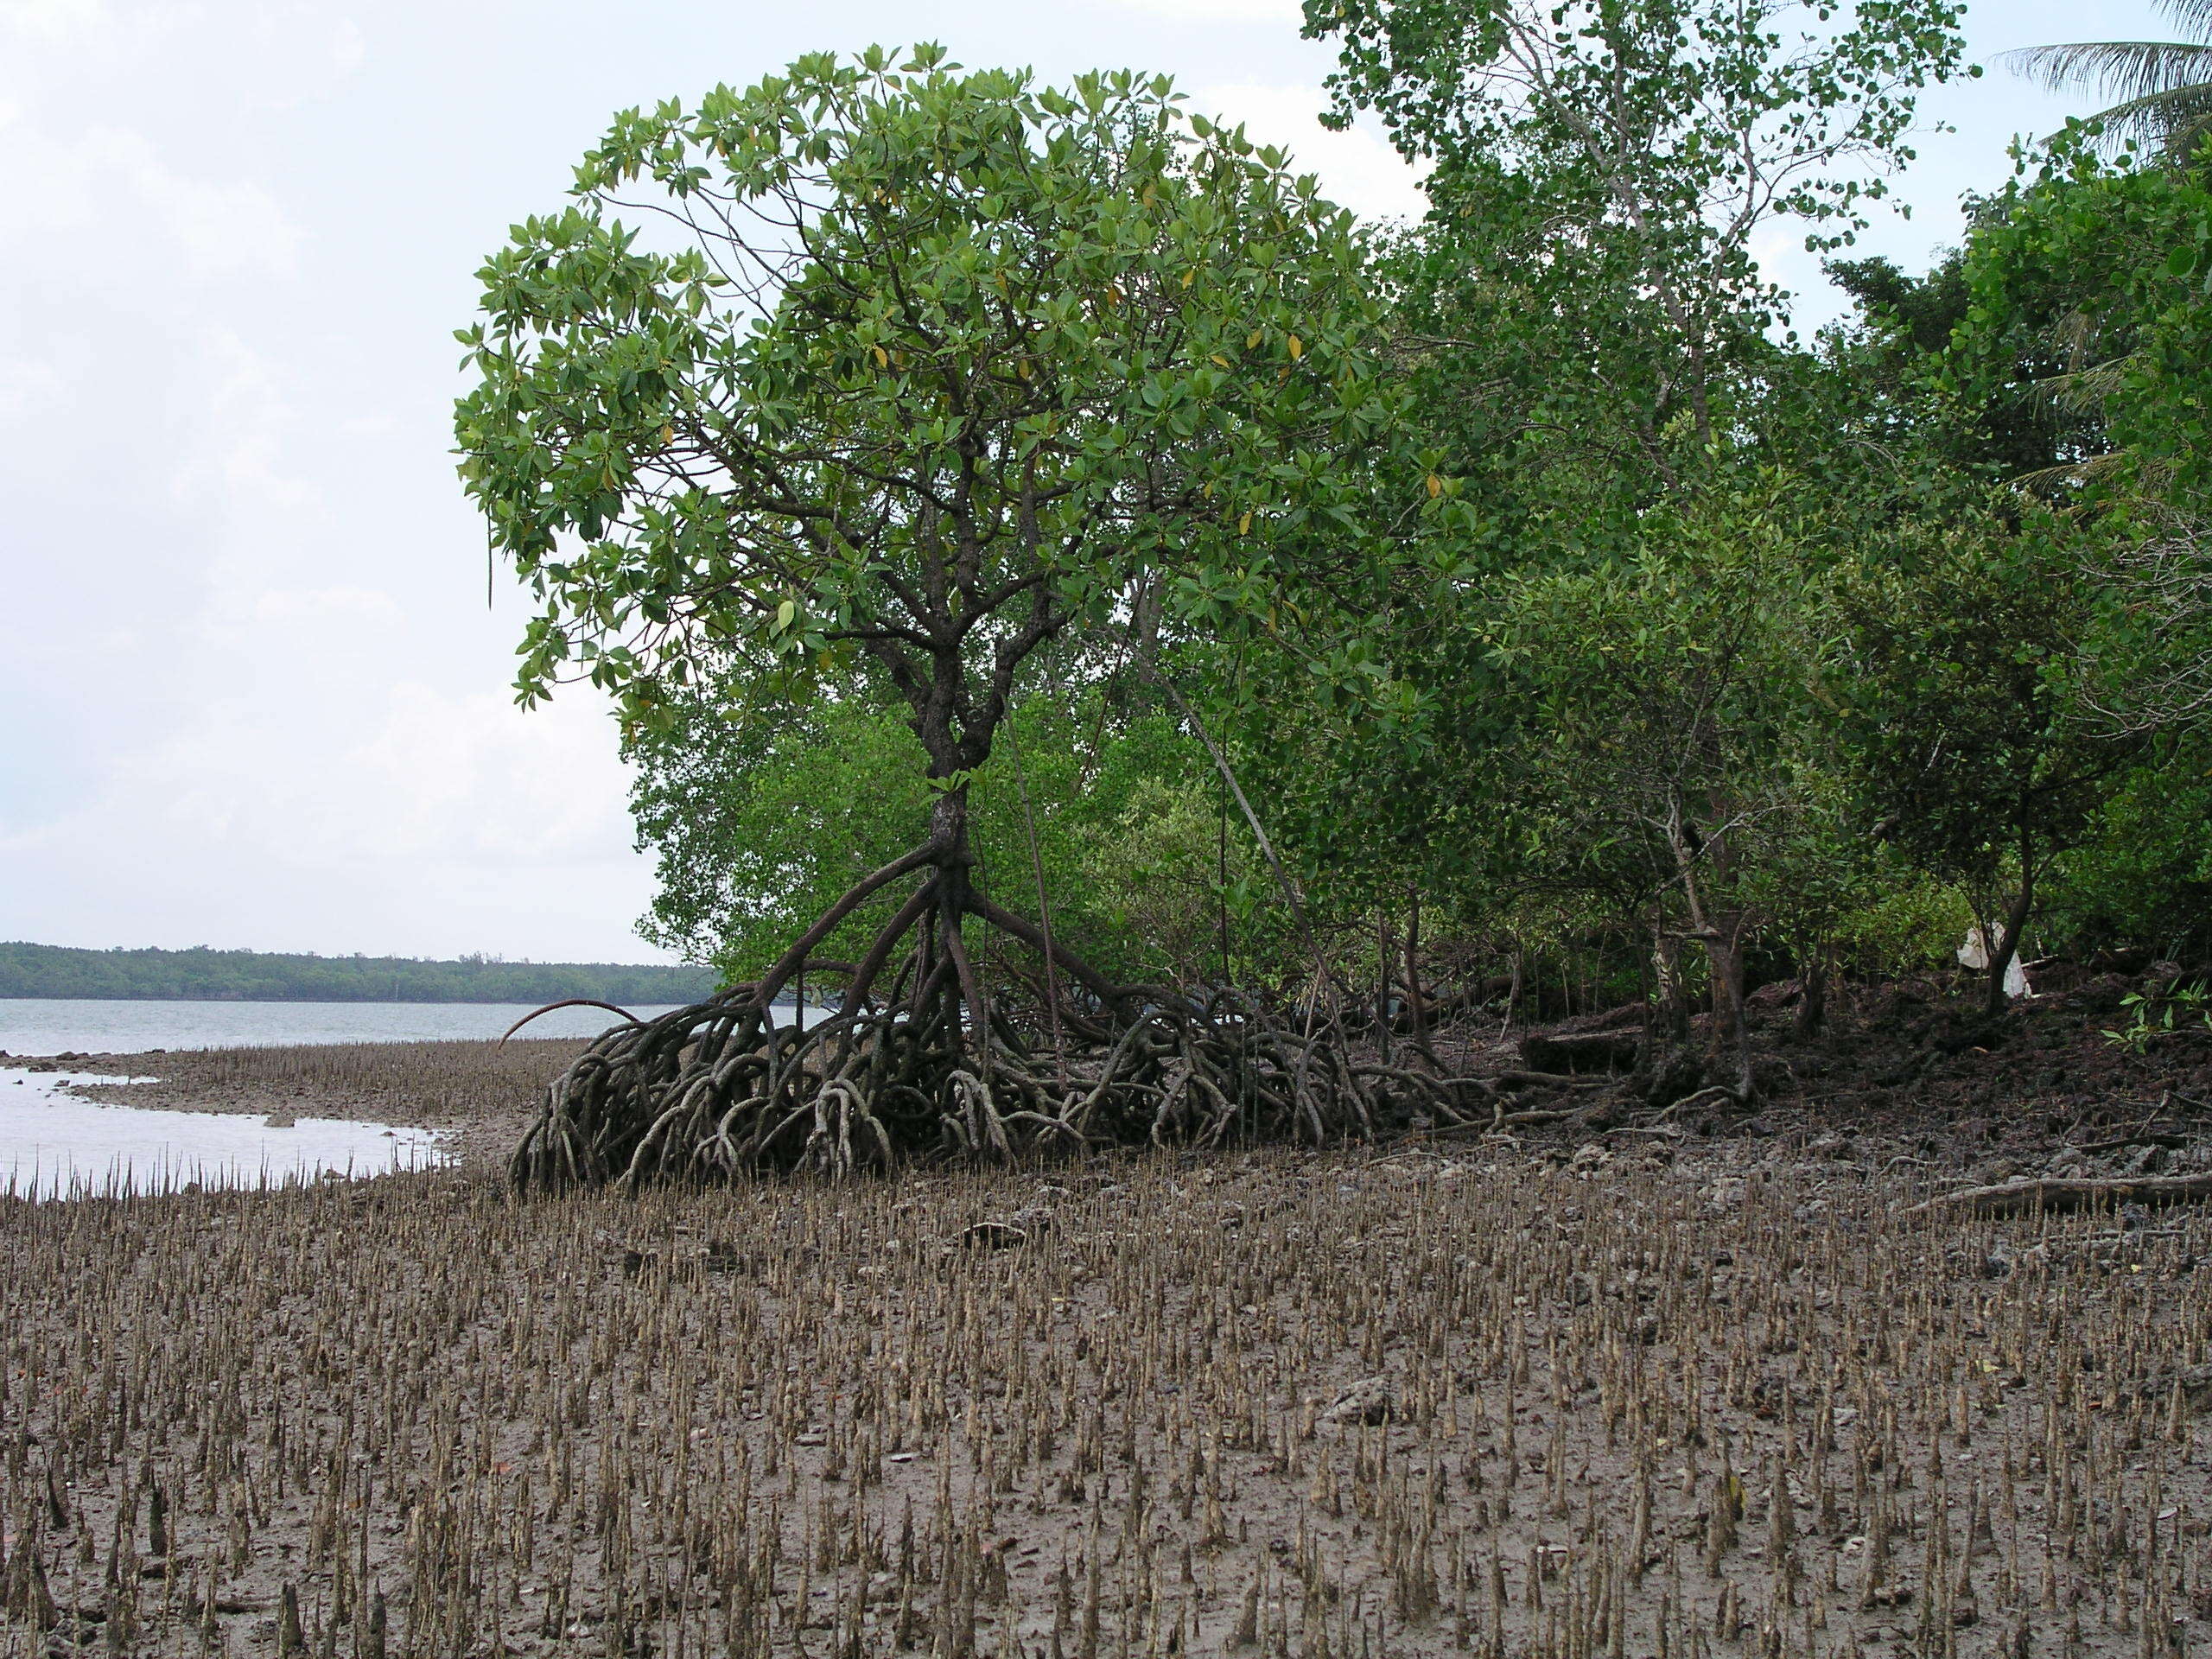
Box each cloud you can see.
[40,128,302,281]
[0,353,63,423]
[0,0,105,38]
[166,329,316,519]
[0,680,656,959]
[1099,0,1303,21]
[247,587,404,626]
[1195,81,1431,223]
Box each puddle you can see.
[0,1069,449,1199]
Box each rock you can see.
[698,1241,747,1272]
[1319,1376,1395,1425]
[1643,1046,1707,1108]
[264,1114,296,1128]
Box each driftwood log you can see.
[1910,1173,2212,1217]
[1518,1029,1643,1075]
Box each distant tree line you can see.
[0,943,717,1005]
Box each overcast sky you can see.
[0,0,2165,963]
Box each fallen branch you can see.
[1910,1173,2212,1218]
[1653,1085,1743,1120]
[1493,1071,1610,1092]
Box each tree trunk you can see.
[1375,908,1393,1066]
[1705,923,1752,1098]
[1985,861,2036,1020]
[1401,892,1440,1070]
[1792,948,1828,1042]
[926,781,976,868]
[1654,932,1691,1041]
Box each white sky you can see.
[0,0,2165,963]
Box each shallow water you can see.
[0,1069,449,1199]
[0,998,694,1055]
[0,997,840,1056]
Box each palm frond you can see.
[2117,87,2212,157]
[1998,40,2212,104]
[2156,0,2212,41]
[2170,111,2212,161]
[2046,308,2107,373]
[2028,359,2132,414]
[2010,451,2131,499]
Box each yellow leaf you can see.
[1181,269,1194,288]
[1017,359,1033,380]
[1287,334,1303,360]
[1107,283,1124,306]
[1425,474,1442,499]
[661,425,676,447]
[872,345,888,368]
[1247,329,1263,349]
[1237,511,1252,534]
[1211,353,1230,368]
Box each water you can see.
[0,998,695,1056]
[0,1068,448,1199]
[0,997,828,1198]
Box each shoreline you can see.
[25,1039,583,1177]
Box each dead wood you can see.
[1910,1173,2212,1217]
[1493,1071,1611,1092]
[1518,1029,1642,1075]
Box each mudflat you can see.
[2,1015,2209,1656]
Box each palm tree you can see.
[2002,0,2212,162]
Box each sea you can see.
[0,996,803,1199]
[0,997,689,1056]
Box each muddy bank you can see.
[4,984,2212,1654]
[3,1142,2209,1656]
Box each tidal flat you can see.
[3,1047,2209,1658]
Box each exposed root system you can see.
[512,847,1478,1189]
[512,987,1482,1188]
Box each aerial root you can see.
[512,938,1488,1193]
[511,993,1401,1189]
[507,851,1510,1190]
